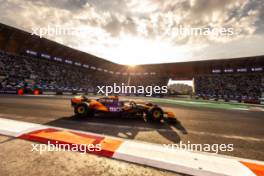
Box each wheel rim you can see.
[77,106,85,114]
[153,110,161,119]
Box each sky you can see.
[0,0,264,65]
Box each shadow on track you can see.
[45,115,187,144]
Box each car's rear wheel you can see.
[75,104,93,118]
[147,107,163,122]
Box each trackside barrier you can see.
[0,117,263,176]
[42,91,57,95]
[11,91,86,96]
[0,90,17,94]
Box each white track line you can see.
[187,130,264,142]
[231,108,249,111]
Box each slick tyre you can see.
[147,107,163,122]
[74,104,92,118]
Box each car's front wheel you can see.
[147,107,163,122]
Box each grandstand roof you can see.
[0,23,123,71]
[137,55,264,79]
[0,23,263,79]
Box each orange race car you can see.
[71,95,176,123]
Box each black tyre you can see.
[147,107,163,122]
[74,104,93,118]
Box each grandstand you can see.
[0,22,263,103]
[195,73,263,103]
[0,50,165,95]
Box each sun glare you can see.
[100,35,192,65]
[76,33,192,66]
[128,64,136,67]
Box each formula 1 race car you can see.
[71,95,176,123]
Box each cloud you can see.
[0,0,263,64]
[25,0,89,11]
[103,14,137,36]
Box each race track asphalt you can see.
[0,94,263,161]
